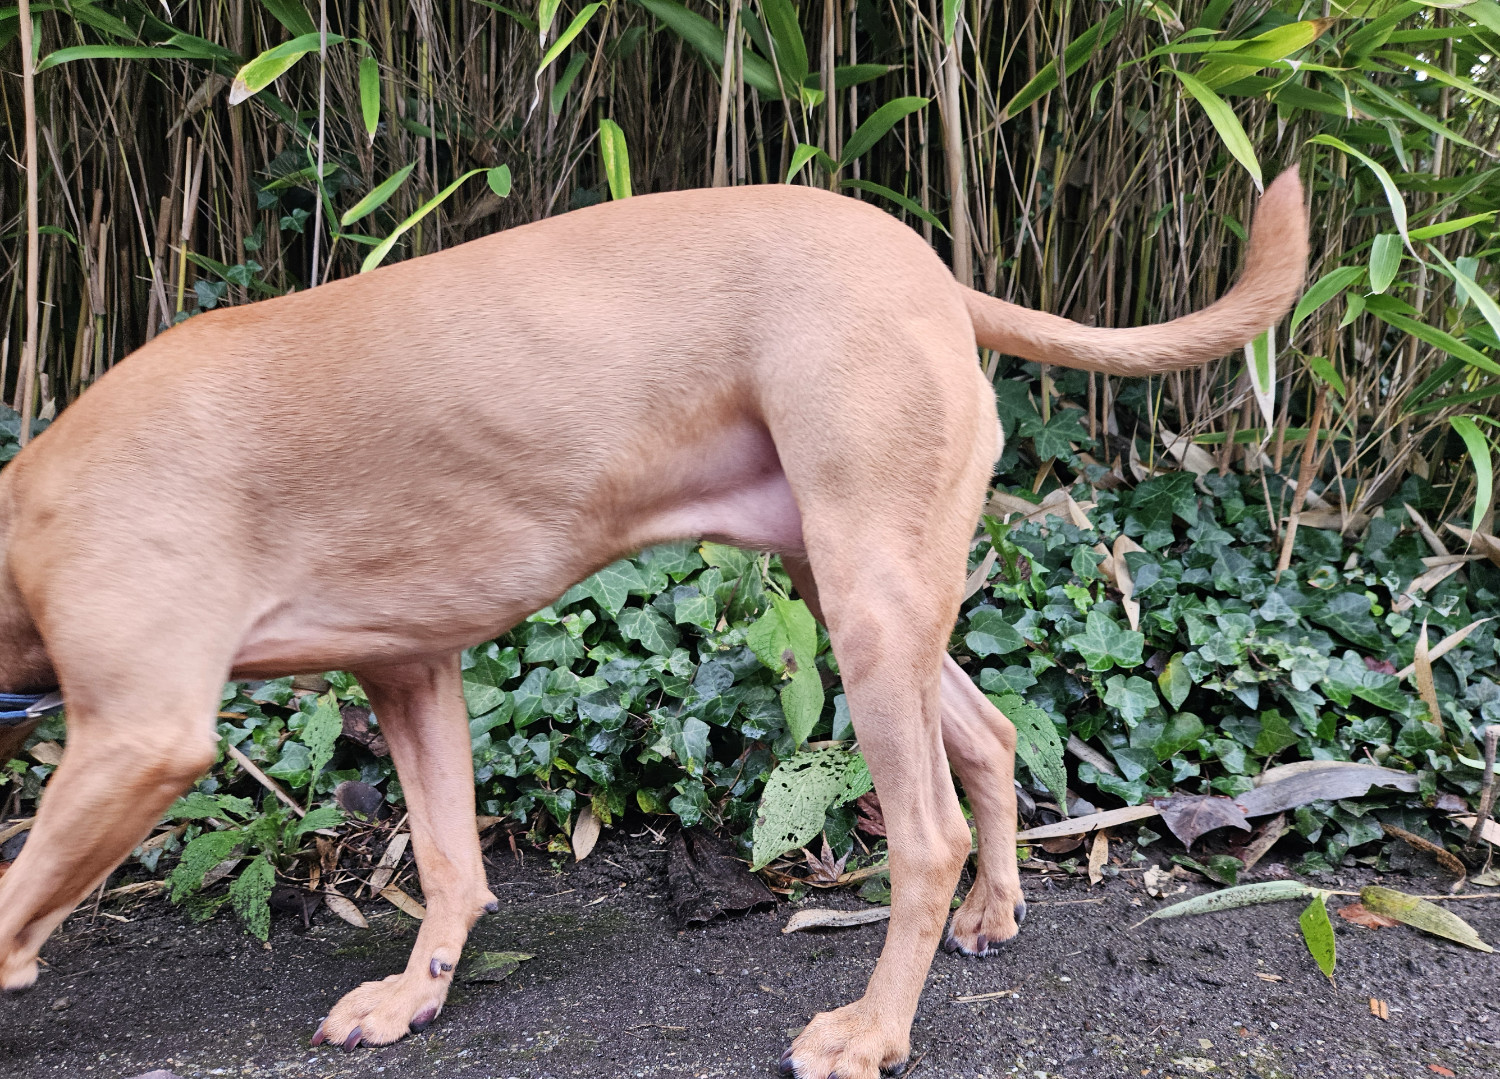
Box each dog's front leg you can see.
[313,655,496,1050]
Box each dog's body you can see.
[0,176,1306,1078]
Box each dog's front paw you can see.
[312,970,449,1051]
[943,878,1026,957]
[779,1002,909,1079]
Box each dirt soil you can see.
[0,832,1496,1079]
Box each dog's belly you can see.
[226,420,805,677]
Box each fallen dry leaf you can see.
[323,889,368,928]
[1337,902,1400,929]
[1015,803,1159,841]
[379,884,426,920]
[1428,1065,1455,1077]
[1088,830,1109,887]
[1039,835,1084,855]
[1151,793,1250,849]
[28,741,63,766]
[1370,998,1389,1021]
[1255,973,1283,982]
[571,804,602,861]
[1237,761,1418,816]
[367,832,410,894]
[854,791,886,837]
[1143,865,1184,899]
[782,906,891,934]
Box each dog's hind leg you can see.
[0,663,222,990]
[778,573,1026,958]
[937,656,1026,955]
[314,654,495,1050]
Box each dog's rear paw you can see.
[312,972,447,1051]
[943,880,1026,957]
[0,954,39,993]
[779,1002,909,1079]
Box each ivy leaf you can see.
[1031,408,1092,460]
[990,693,1066,803]
[1299,893,1337,979]
[524,621,586,666]
[1252,711,1300,757]
[1152,712,1205,760]
[616,607,680,655]
[746,597,818,676]
[581,560,648,616]
[1159,653,1194,710]
[1308,591,1382,651]
[229,855,276,941]
[1104,674,1159,725]
[965,606,1026,657]
[1064,611,1145,672]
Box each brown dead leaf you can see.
[367,832,409,895]
[339,704,389,756]
[1039,835,1083,855]
[1337,902,1400,929]
[323,889,368,928]
[1370,998,1389,1021]
[571,804,602,861]
[28,741,63,766]
[782,906,890,934]
[1428,1066,1455,1077]
[1087,830,1109,887]
[1237,761,1418,816]
[854,791,886,837]
[1382,822,1467,878]
[1113,534,1143,631]
[803,840,849,884]
[380,884,426,920]
[1151,794,1250,849]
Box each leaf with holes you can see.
[990,693,1066,804]
[751,748,850,870]
[229,854,276,940]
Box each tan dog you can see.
[0,171,1305,1078]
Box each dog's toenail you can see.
[976,934,988,953]
[1015,900,1028,925]
[310,1020,327,1046]
[342,1027,362,1052]
[941,934,958,954]
[482,899,499,914]
[429,958,453,977]
[779,1048,797,1076]
[410,1006,438,1032]
[887,1062,908,1077]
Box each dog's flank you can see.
[0,175,1306,1079]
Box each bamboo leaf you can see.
[1368,305,1500,378]
[758,0,807,87]
[1451,416,1494,532]
[598,118,632,199]
[786,142,835,183]
[257,0,317,36]
[1428,246,1500,348]
[839,97,928,168]
[229,32,346,106]
[1299,894,1337,979]
[359,55,380,142]
[1360,885,1495,952]
[1245,326,1276,428]
[1310,134,1410,252]
[1291,265,1366,337]
[841,180,950,235]
[1147,880,1320,919]
[633,0,779,95]
[941,0,960,47]
[539,1,603,75]
[339,163,414,226]
[1306,355,1346,397]
[1002,8,1126,120]
[487,165,513,198]
[1169,69,1263,190]
[360,168,485,274]
[37,45,203,72]
[1368,233,1403,294]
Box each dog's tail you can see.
[964,168,1307,376]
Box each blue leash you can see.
[0,691,62,726]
